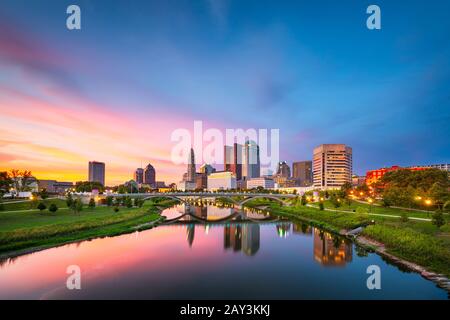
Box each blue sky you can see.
[0,0,449,183]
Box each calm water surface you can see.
[0,204,447,299]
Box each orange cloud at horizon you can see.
[0,84,193,186]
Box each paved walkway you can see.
[1,197,60,204]
[306,204,432,222]
[353,199,437,214]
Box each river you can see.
[0,204,447,299]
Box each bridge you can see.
[160,204,284,225]
[103,192,297,208]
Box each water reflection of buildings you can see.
[186,225,195,247]
[313,228,352,266]
[276,223,291,238]
[176,204,352,265]
[293,223,312,235]
[224,224,260,256]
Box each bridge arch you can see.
[238,195,288,207]
[142,194,187,204]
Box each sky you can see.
[0,0,449,185]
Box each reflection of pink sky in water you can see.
[0,225,227,299]
[163,204,238,220]
[1,206,446,299]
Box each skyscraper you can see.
[224,143,242,180]
[187,148,196,183]
[144,163,156,187]
[134,168,144,184]
[276,161,290,178]
[88,161,105,186]
[292,161,313,186]
[313,144,352,190]
[242,140,260,179]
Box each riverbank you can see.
[0,199,177,260]
[245,200,450,291]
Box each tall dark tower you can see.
[187,148,196,182]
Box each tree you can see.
[125,197,133,208]
[329,194,341,208]
[71,198,83,214]
[432,211,445,229]
[429,182,449,210]
[117,185,128,194]
[0,171,12,194]
[49,203,58,213]
[88,198,96,208]
[301,194,307,206]
[340,182,353,196]
[106,196,113,206]
[37,202,47,212]
[75,181,105,193]
[10,169,33,192]
[66,193,74,207]
[39,188,49,200]
[135,198,144,208]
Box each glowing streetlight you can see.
[368,198,373,212]
[425,199,432,205]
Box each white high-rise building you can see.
[313,144,352,190]
[242,140,260,179]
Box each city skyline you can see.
[1,1,450,185]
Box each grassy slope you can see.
[1,198,67,211]
[321,200,448,220]
[245,198,450,277]
[0,200,177,256]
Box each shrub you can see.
[39,189,49,200]
[125,197,133,208]
[319,202,324,211]
[88,198,96,208]
[432,211,445,229]
[400,212,409,223]
[37,202,46,211]
[106,196,113,206]
[49,203,58,213]
[66,194,74,207]
[114,206,119,213]
[135,198,144,208]
[301,195,307,206]
[71,199,83,214]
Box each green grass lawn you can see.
[1,198,67,212]
[321,200,445,220]
[0,199,177,256]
